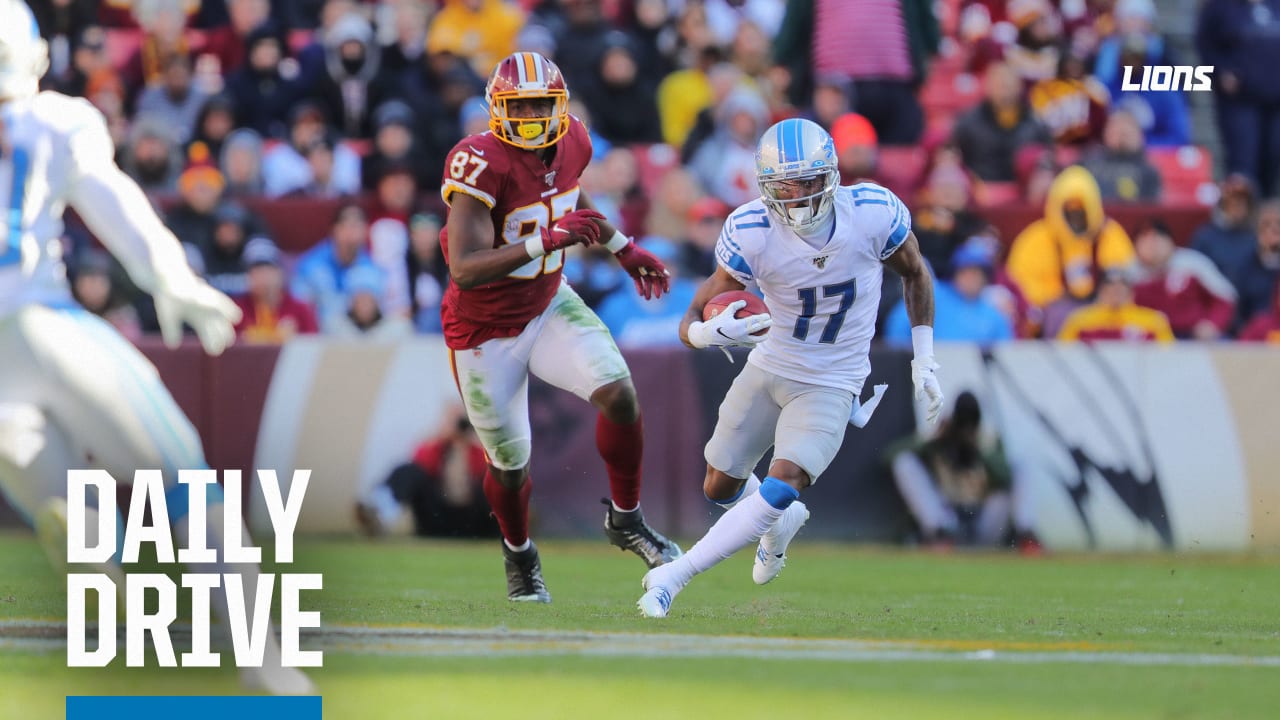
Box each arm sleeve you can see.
[714,224,755,286]
[63,105,196,294]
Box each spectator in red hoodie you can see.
[1240,282,1280,343]
[1131,220,1237,340]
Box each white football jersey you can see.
[0,92,115,316]
[715,183,911,394]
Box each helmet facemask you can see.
[488,90,570,150]
[760,167,839,231]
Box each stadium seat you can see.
[976,182,1021,208]
[103,28,141,70]
[877,147,928,198]
[1148,146,1215,206]
[631,143,680,197]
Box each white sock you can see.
[504,538,531,552]
[713,474,761,511]
[659,492,784,593]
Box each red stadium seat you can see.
[103,29,141,69]
[631,143,680,197]
[877,146,928,198]
[976,182,1021,208]
[1148,146,1215,206]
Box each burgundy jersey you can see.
[439,116,594,349]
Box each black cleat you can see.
[502,540,551,603]
[602,499,683,569]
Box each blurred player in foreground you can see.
[639,118,945,617]
[0,1,312,693]
[440,51,681,603]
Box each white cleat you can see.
[36,498,126,590]
[636,567,676,618]
[240,665,319,696]
[753,501,809,585]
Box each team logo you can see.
[544,170,557,186]
[812,255,829,270]
[1121,65,1213,92]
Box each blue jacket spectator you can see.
[291,204,380,332]
[1192,174,1259,277]
[1226,201,1280,329]
[885,238,1013,346]
[595,239,699,347]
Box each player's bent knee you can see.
[702,467,743,503]
[590,379,639,423]
[767,459,811,492]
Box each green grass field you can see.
[1,533,1278,719]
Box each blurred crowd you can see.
[34,0,1280,346]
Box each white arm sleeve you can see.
[63,108,195,294]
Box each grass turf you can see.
[1,534,1278,719]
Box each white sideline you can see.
[2,620,1277,668]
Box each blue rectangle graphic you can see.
[67,696,321,720]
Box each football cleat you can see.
[502,540,551,603]
[752,501,809,585]
[636,567,675,618]
[36,497,126,611]
[603,500,683,569]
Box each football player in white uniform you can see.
[0,1,312,693]
[638,118,945,617]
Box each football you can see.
[703,290,770,336]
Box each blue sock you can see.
[165,480,225,522]
[758,477,799,510]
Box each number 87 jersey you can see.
[437,112,594,351]
[716,182,912,395]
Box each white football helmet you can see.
[0,0,49,101]
[755,118,840,231]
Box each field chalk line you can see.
[2,620,1277,668]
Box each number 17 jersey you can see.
[716,183,912,395]
[438,116,593,350]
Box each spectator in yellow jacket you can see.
[1006,165,1137,336]
[426,0,525,79]
[1058,268,1175,343]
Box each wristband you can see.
[911,325,934,359]
[525,235,546,259]
[686,320,709,348]
[603,230,630,254]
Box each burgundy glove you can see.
[537,208,606,254]
[615,242,672,300]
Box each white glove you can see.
[909,325,944,424]
[687,300,771,362]
[153,274,242,356]
[911,357,945,424]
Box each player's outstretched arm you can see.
[883,232,945,423]
[65,114,240,355]
[446,193,602,288]
[578,191,670,300]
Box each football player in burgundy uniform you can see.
[440,51,682,602]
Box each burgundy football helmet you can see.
[486,51,570,150]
